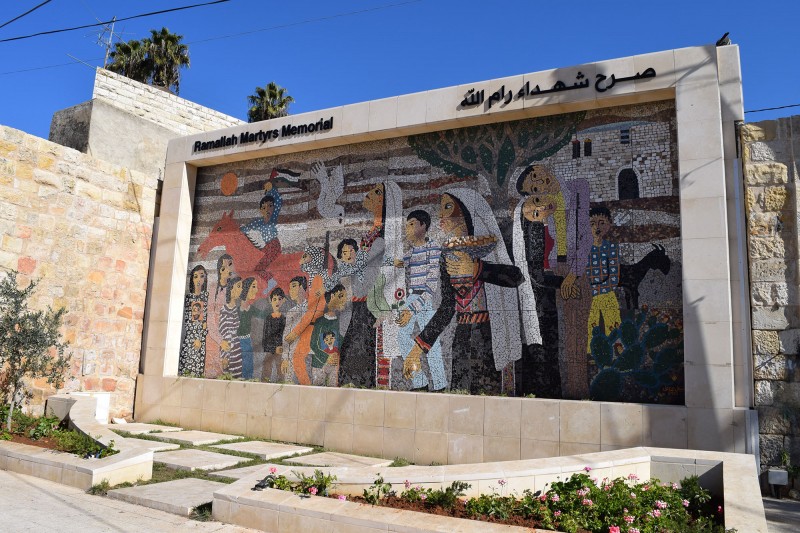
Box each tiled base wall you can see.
[135,375,751,463]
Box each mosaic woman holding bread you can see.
[404,188,534,394]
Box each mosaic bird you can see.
[311,161,345,224]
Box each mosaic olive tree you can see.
[0,271,70,431]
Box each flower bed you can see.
[256,467,729,533]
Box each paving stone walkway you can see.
[111,423,184,435]
[284,451,393,468]
[0,470,256,532]
[210,463,296,481]
[763,497,800,533]
[122,437,181,452]
[150,430,242,446]
[155,449,250,471]
[108,478,228,515]
[209,441,312,460]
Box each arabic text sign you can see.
[459,68,656,111]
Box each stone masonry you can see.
[0,125,157,419]
[741,117,800,484]
[92,69,244,136]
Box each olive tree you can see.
[0,271,70,432]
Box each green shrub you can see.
[27,416,59,440]
[87,480,111,495]
[362,474,393,505]
[0,271,70,432]
[53,430,118,459]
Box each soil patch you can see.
[6,433,61,451]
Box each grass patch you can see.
[87,479,111,496]
[389,457,413,467]
[190,502,213,521]
[149,419,181,428]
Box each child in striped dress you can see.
[219,276,244,378]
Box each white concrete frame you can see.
[140,45,754,454]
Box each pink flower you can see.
[609,527,621,533]
[420,494,427,501]
[582,498,593,506]
[539,494,547,502]
[404,480,411,489]
[623,508,628,513]
[554,511,561,517]
[550,494,560,502]
[682,499,690,507]
[671,482,679,490]
[642,485,650,491]
[498,479,507,487]
[624,515,635,523]
[584,466,592,472]
[717,505,723,514]
[577,487,590,497]
[627,473,639,481]
[269,467,277,474]
[630,529,640,533]
[630,492,637,499]
[652,509,661,517]
[308,487,318,496]
[603,484,611,491]
[338,495,347,501]
[656,500,668,509]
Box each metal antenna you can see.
[99,16,117,68]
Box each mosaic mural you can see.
[180,101,685,404]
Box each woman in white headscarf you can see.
[404,188,529,395]
[339,181,403,388]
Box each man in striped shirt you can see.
[394,210,446,390]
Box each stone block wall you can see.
[0,125,158,418]
[741,117,800,479]
[92,69,244,136]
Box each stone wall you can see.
[92,69,244,136]
[0,125,157,419]
[741,117,800,480]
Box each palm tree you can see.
[106,27,190,95]
[147,27,190,94]
[247,82,294,122]
[106,38,150,84]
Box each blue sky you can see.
[1,0,797,139]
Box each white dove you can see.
[311,161,345,224]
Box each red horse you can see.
[196,211,332,293]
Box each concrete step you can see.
[107,478,227,516]
[154,449,250,471]
[208,441,312,460]
[150,430,243,446]
[284,451,393,468]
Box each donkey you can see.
[619,243,671,309]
